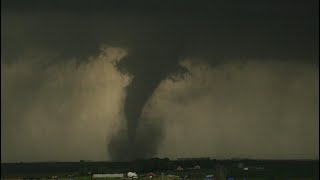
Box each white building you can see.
[127,172,138,178]
[92,173,124,178]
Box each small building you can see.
[176,166,184,171]
[147,172,156,178]
[204,174,214,180]
[92,173,124,179]
[127,172,138,179]
[167,174,180,179]
[193,165,201,170]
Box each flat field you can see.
[1,160,318,180]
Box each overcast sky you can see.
[1,0,319,162]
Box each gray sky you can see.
[1,0,319,162]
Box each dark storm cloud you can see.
[1,0,318,161]
[2,0,318,62]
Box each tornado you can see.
[108,43,186,160]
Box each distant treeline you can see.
[1,158,319,178]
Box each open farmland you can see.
[1,159,319,180]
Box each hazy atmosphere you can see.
[1,0,319,162]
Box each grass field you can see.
[54,174,319,180]
[2,160,318,180]
[60,177,317,180]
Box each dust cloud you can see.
[1,47,129,162]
